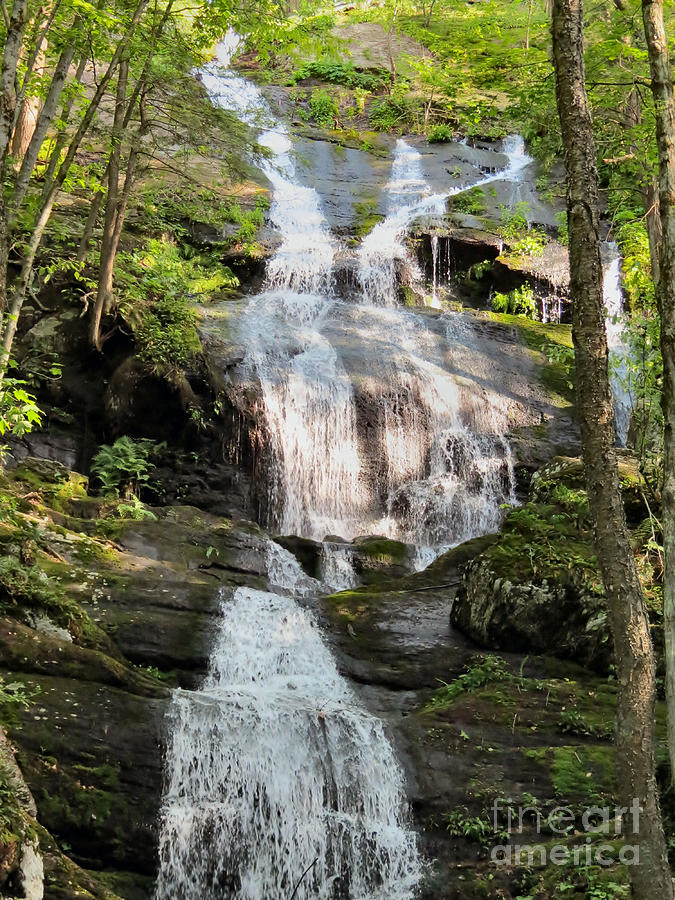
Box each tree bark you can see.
[40,52,88,202]
[0,0,28,312]
[552,1,673,897]
[641,0,675,789]
[90,56,129,349]
[9,39,77,220]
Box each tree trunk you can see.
[40,53,88,201]
[641,0,675,789]
[0,0,28,312]
[90,57,129,350]
[552,1,673,897]
[10,95,40,161]
[9,40,77,220]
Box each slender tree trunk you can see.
[40,53,88,201]
[90,57,129,349]
[11,94,40,161]
[552,1,673,897]
[643,177,663,283]
[89,0,173,348]
[12,0,61,134]
[9,39,77,220]
[0,0,28,312]
[526,0,535,49]
[0,0,150,378]
[77,189,103,264]
[641,0,675,787]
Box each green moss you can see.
[525,745,615,802]
[483,501,600,590]
[351,196,384,240]
[488,311,574,405]
[354,536,408,564]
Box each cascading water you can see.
[604,247,632,445]
[155,40,421,900]
[156,35,548,900]
[357,135,531,308]
[205,35,367,539]
[154,588,421,900]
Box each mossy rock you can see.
[351,535,413,584]
[450,470,612,671]
[531,453,648,523]
[13,458,88,513]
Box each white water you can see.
[358,136,531,307]
[156,39,419,900]
[604,247,632,445]
[155,588,421,900]
[321,542,358,591]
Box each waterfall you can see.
[357,135,532,308]
[603,247,632,445]
[204,41,529,552]
[205,34,366,539]
[430,234,440,308]
[241,292,366,538]
[357,140,443,306]
[154,588,422,900]
[321,542,358,591]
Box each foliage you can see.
[499,201,531,239]
[368,87,419,132]
[488,500,601,588]
[293,60,390,92]
[442,807,502,846]
[498,201,547,256]
[116,238,234,377]
[427,655,510,709]
[0,677,34,710]
[0,379,42,463]
[427,123,453,143]
[451,186,486,214]
[492,284,537,318]
[309,89,339,128]
[558,709,612,740]
[90,436,159,498]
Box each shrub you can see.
[309,88,338,127]
[452,186,486,215]
[368,94,418,131]
[293,60,390,92]
[427,123,453,143]
[492,284,538,318]
[117,239,236,377]
[135,294,201,376]
[90,436,159,498]
[499,201,531,239]
[0,378,42,467]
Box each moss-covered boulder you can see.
[351,535,414,584]
[451,454,658,672]
[450,463,611,670]
[451,553,611,671]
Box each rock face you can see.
[449,454,655,674]
[451,557,611,671]
[0,462,276,899]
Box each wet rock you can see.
[273,534,323,578]
[451,556,611,672]
[351,535,414,584]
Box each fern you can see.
[90,436,161,498]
